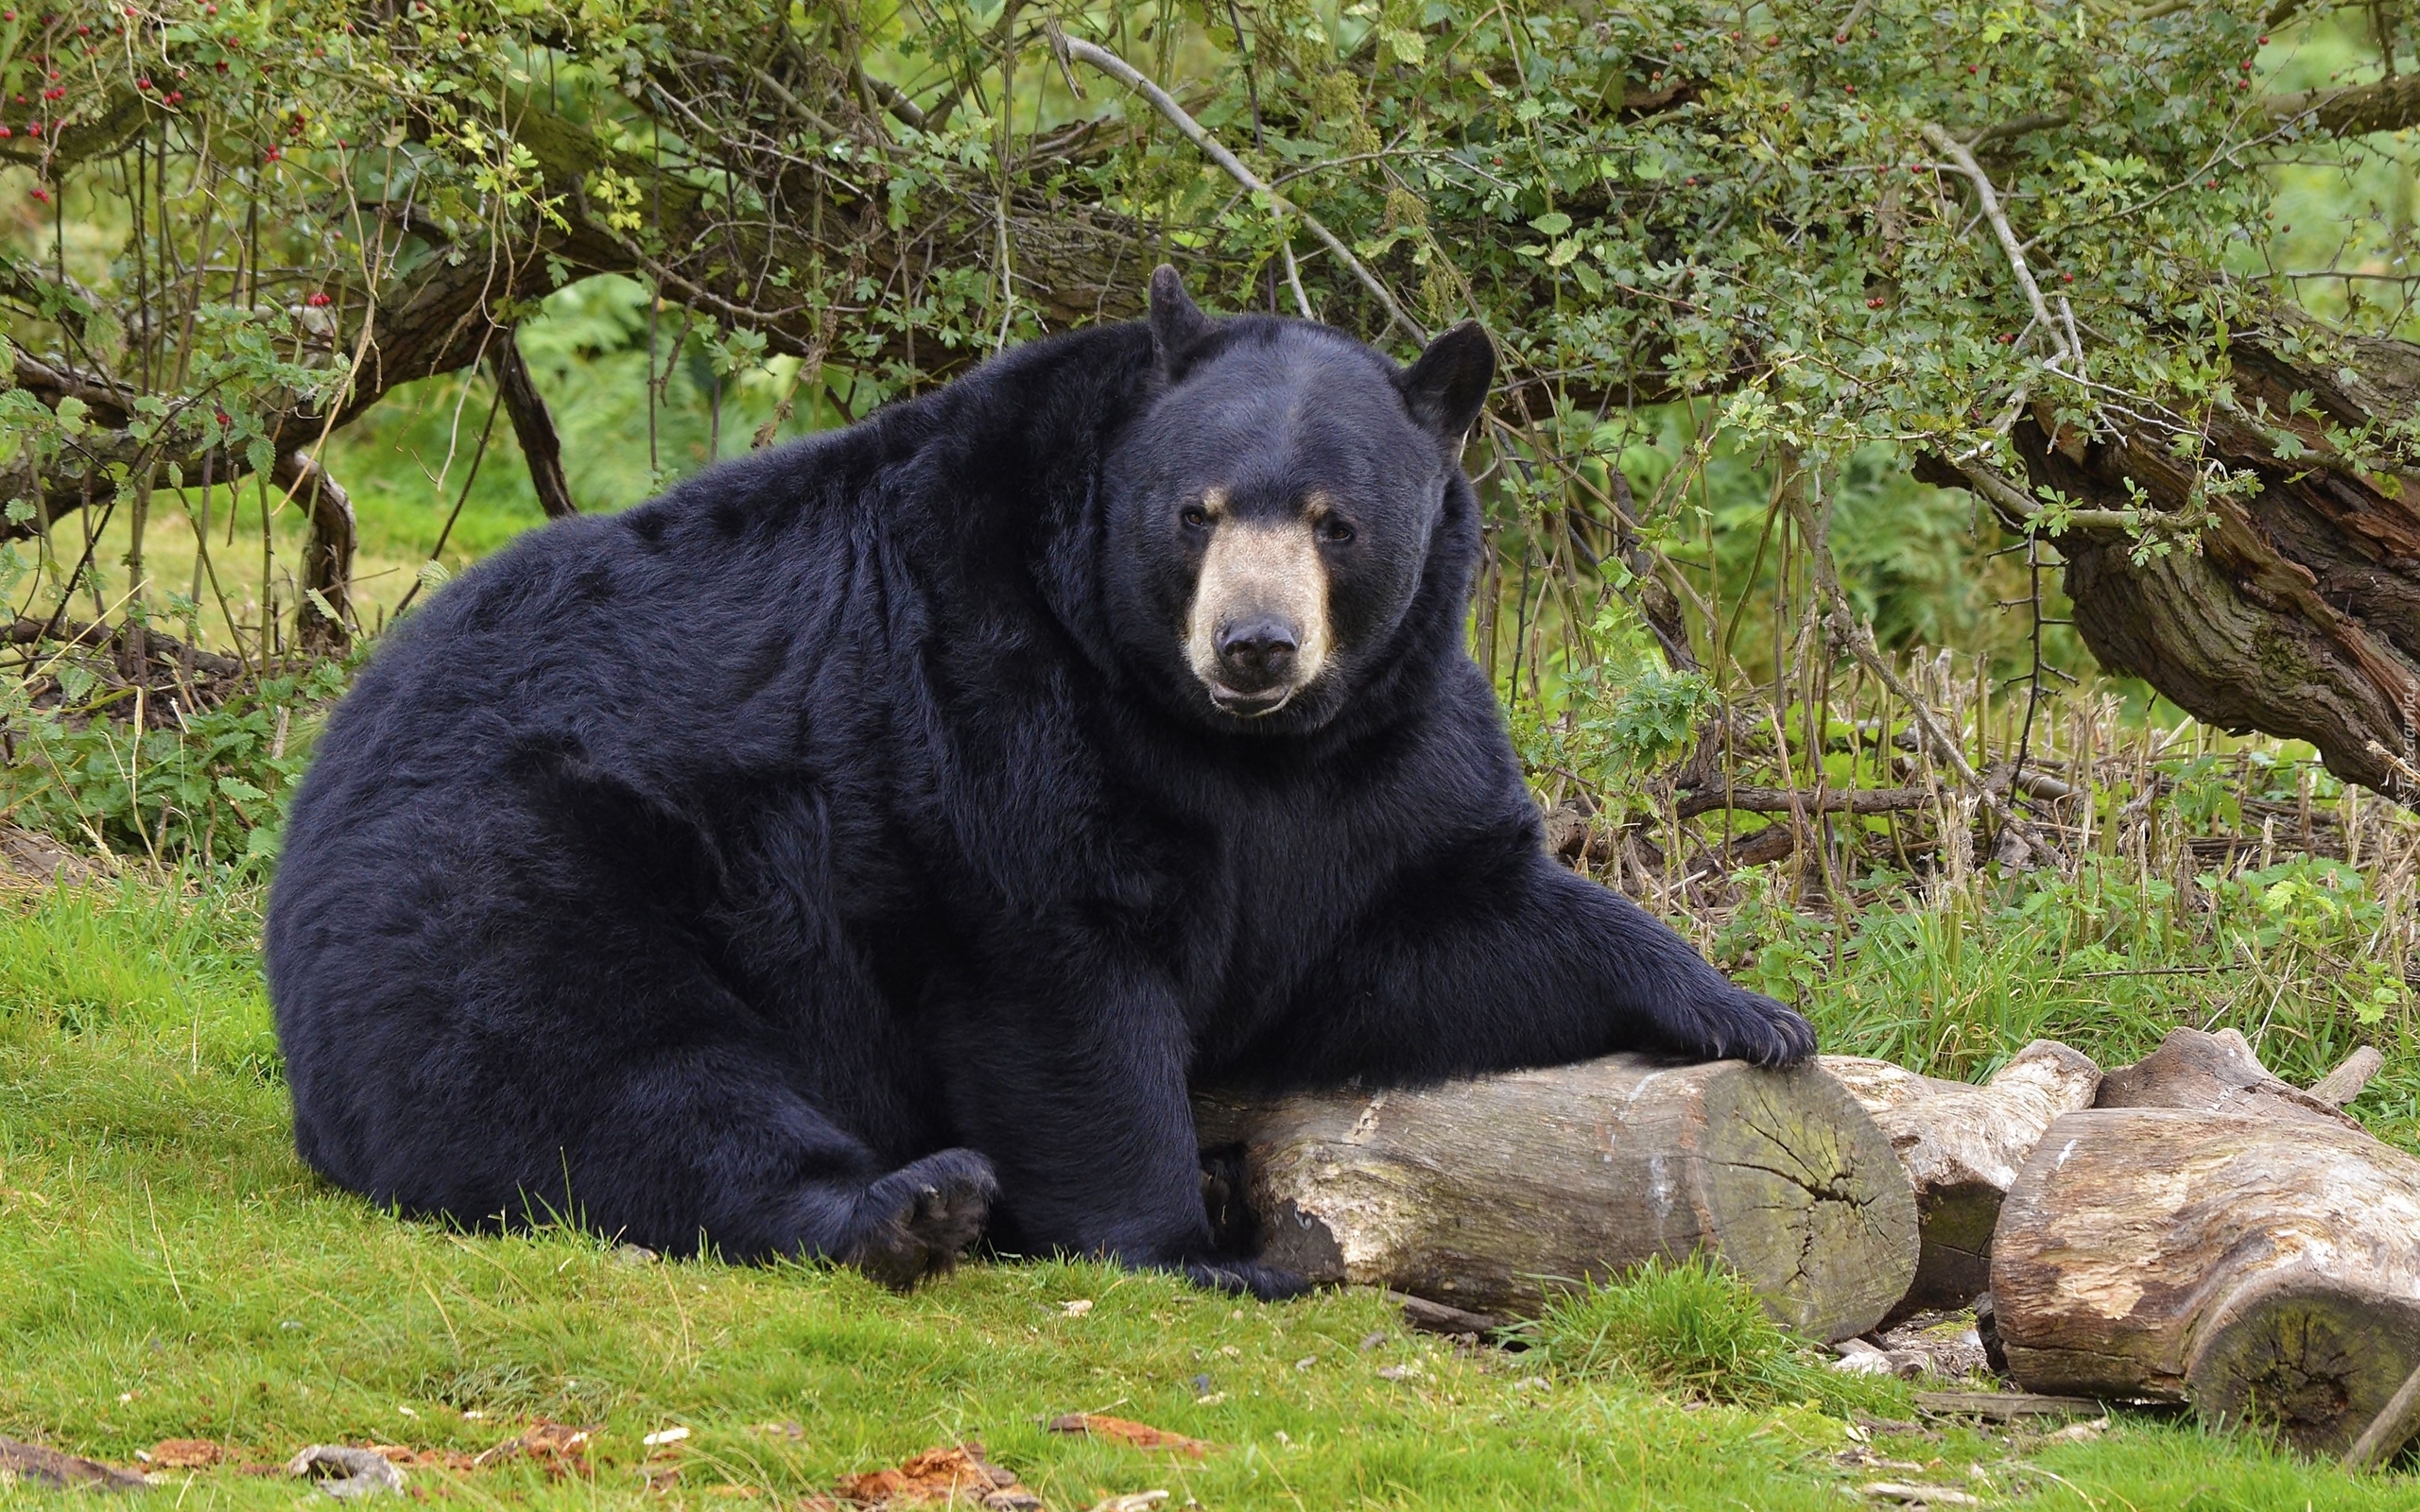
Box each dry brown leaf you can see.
[148,1439,227,1469]
[369,1445,480,1473]
[832,1442,1040,1509]
[471,1419,596,1477]
[1045,1415,1213,1459]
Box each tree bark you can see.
[1194,1055,1919,1343]
[1992,1107,2420,1457]
[1821,1040,2101,1318]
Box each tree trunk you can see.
[1193,1056,1919,1343]
[273,452,356,656]
[1991,1108,2420,1457]
[1935,332,2420,800]
[491,332,579,521]
[1821,1040,2101,1319]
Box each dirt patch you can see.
[0,825,103,888]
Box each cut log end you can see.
[2187,1273,2420,1458]
[1692,1061,1920,1341]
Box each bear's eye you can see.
[1180,505,1210,529]
[1318,517,1356,544]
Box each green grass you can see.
[2,876,2417,1509]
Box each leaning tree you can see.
[1,0,2415,799]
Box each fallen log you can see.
[1992,1107,2420,1456]
[1195,1055,1918,1342]
[2094,1026,2361,1130]
[1822,1040,2101,1317]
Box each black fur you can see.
[265,275,1813,1297]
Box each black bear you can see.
[265,268,1813,1297]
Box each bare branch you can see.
[1920,122,2077,371]
[490,332,579,521]
[1049,26,1426,343]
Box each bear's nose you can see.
[1215,618,1299,692]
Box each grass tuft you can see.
[1522,1255,1901,1415]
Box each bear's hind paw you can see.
[843,1148,999,1291]
[1178,1258,1315,1301]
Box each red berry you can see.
[1967,63,1977,73]
[165,90,180,102]
[137,77,151,89]
[1866,296,1884,308]
[1684,175,1698,185]
[30,184,48,200]
[214,410,229,426]
[26,119,39,134]
[1834,31,1846,43]
[0,126,11,137]
[1844,83,1855,94]
[2061,271,2074,282]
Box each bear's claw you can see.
[1668,987,1817,1068]
[844,1148,999,1291]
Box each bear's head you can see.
[1102,266,1494,734]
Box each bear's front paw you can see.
[843,1148,999,1291]
[1665,986,1817,1068]
[1179,1258,1316,1301]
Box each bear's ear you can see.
[1395,320,1495,445]
[1148,265,1214,378]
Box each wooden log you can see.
[1993,1108,2420,1456]
[2311,1045,2386,1108]
[1194,1055,1918,1343]
[1822,1040,2101,1316]
[2093,1026,2360,1130]
[0,1438,148,1492]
